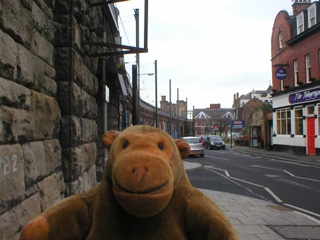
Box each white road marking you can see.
[284,204,320,219]
[270,159,313,167]
[251,165,281,171]
[264,187,283,203]
[206,155,230,161]
[205,166,230,177]
[252,165,320,183]
[228,176,264,188]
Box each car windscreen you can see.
[209,136,223,141]
[184,138,200,144]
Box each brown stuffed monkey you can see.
[20,125,240,240]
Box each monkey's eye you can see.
[123,141,129,149]
[158,143,164,151]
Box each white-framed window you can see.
[276,108,291,135]
[279,31,283,49]
[295,107,303,135]
[308,3,317,28]
[297,12,304,34]
[294,59,299,86]
[306,54,311,83]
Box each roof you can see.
[194,111,212,119]
[193,108,234,119]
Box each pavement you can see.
[183,146,320,240]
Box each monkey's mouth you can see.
[115,179,169,195]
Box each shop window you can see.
[295,108,303,135]
[276,109,291,135]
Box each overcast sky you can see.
[115,0,295,110]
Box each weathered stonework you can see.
[0,29,18,80]
[65,164,97,196]
[0,193,41,240]
[0,0,33,49]
[22,141,47,186]
[0,0,123,238]
[0,144,25,214]
[62,141,97,182]
[38,171,65,211]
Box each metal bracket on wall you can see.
[85,0,149,57]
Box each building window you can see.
[293,59,299,86]
[294,59,299,86]
[295,108,303,135]
[276,109,291,135]
[308,4,316,28]
[297,12,304,34]
[306,54,311,83]
[279,32,283,49]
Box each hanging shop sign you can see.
[289,87,320,104]
[275,68,287,80]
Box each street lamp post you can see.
[155,60,158,128]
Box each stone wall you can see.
[0,0,114,238]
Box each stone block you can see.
[0,29,18,80]
[32,0,56,43]
[58,81,97,118]
[22,141,47,186]
[0,193,41,240]
[60,116,97,147]
[73,50,99,96]
[54,14,71,46]
[29,90,60,140]
[43,139,62,174]
[1,92,60,143]
[1,106,33,143]
[55,47,70,81]
[65,164,97,196]
[0,144,25,214]
[0,0,33,49]
[62,142,97,182]
[38,171,65,211]
[0,78,31,109]
[16,44,45,92]
[31,31,54,66]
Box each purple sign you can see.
[275,68,287,80]
[289,88,320,104]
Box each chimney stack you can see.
[292,0,312,15]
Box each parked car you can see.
[182,137,204,157]
[205,135,226,150]
[199,135,208,145]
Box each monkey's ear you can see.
[174,139,190,160]
[102,130,121,150]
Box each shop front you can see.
[272,83,320,156]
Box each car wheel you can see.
[200,154,204,157]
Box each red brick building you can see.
[271,0,320,155]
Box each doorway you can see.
[307,117,316,155]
